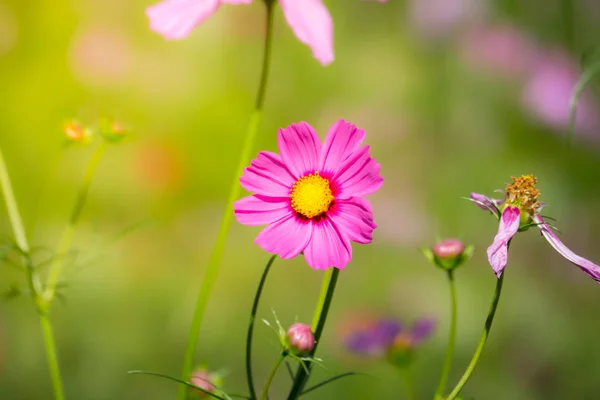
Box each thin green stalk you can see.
[258,352,286,400]
[433,270,457,399]
[400,367,416,400]
[561,0,574,51]
[246,255,277,400]
[445,273,505,400]
[44,141,107,304]
[310,269,332,331]
[177,3,275,399]
[0,145,65,400]
[286,268,340,400]
[566,60,600,148]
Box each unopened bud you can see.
[286,323,315,355]
[98,118,129,143]
[63,120,92,143]
[422,238,473,271]
[190,369,216,398]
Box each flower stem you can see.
[0,146,65,400]
[286,268,340,400]
[177,3,275,399]
[258,352,286,400]
[246,255,277,400]
[444,273,505,400]
[44,141,107,304]
[433,270,457,399]
[400,367,416,400]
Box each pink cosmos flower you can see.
[234,120,383,270]
[471,175,600,283]
[146,0,382,65]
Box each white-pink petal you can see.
[256,214,313,259]
[320,120,366,175]
[240,151,295,197]
[303,218,352,270]
[277,122,322,178]
[146,0,220,40]
[533,215,600,284]
[234,195,290,226]
[279,0,334,66]
[487,206,520,277]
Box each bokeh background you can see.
[1,0,600,399]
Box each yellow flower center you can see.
[505,174,541,214]
[290,172,334,219]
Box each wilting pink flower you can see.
[471,175,600,283]
[146,0,370,65]
[344,317,435,357]
[234,120,383,270]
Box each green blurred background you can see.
[1,0,600,399]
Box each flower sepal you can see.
[98,118,131,143]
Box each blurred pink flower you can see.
[69,26,132,87]
[146,0,336,65]
[407,0,484,39]
[234,120,383,270]
[459,24,537,78]
[522,50,600,137]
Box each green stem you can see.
[258,352,286,400]
[177,3,275,399]
[400,367,416,400]
[246,255,277,400]
[433,270,457,399]
[0,145,65,400]
[566,60,600,148]
[445,273,505,400]
[286,268,340,400]
[44,141,107,304]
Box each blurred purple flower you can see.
[523,50,600,138]
[471,175,600,283]
[345,317,434,357]
[407,0,484,40]
[459,24,537,78]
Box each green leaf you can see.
[299,372,367,397]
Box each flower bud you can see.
[422,238,474,271]
[63,120,92,144]
[285,323,315,355]
[98,118,129,143]
[190,369,216,398]
[385,333,414,368]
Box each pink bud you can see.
[286,323,315,354]
[433,239,465,259]
[190,370,215,398]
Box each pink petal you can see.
[328,198,376,244]
[304,218,352,270]
[486,206,520,277]
[332,146,383,198]
[319,120,366,175]
[146,0,220,40]
[470,192,501,214]
[533,215,600,284]
[256,214,312,259]
[234,195,290,226]
[277,122,322,178]
[240,151,296,197]
[279,0,334,65]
